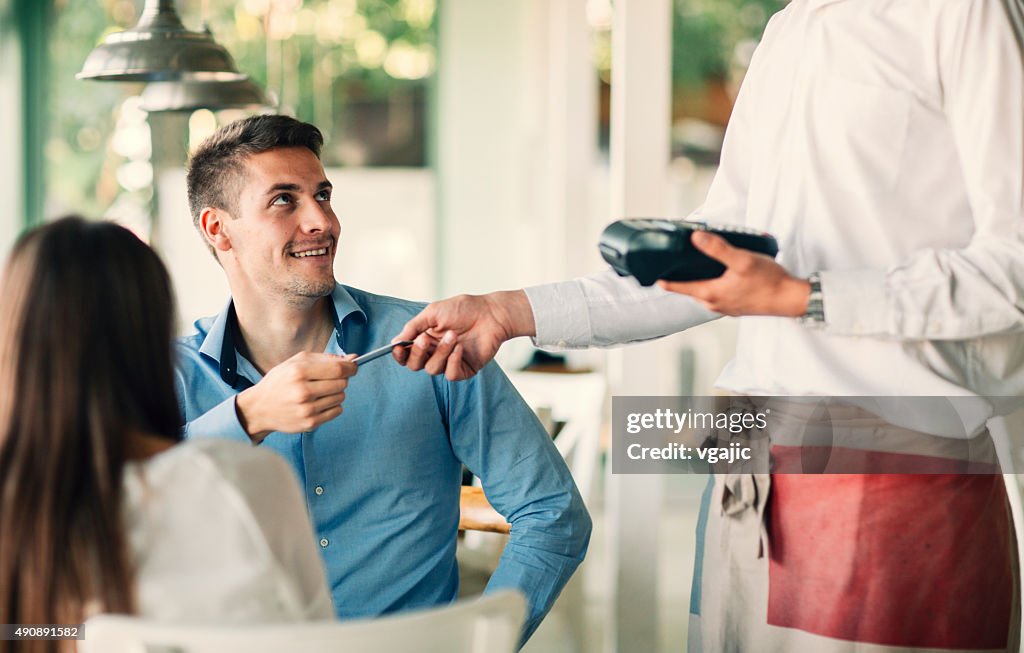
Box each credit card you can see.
[354,340,414,366]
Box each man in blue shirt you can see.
[174,114,591,641]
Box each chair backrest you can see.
[80,590,526,653]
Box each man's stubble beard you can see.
[288,276,335,299]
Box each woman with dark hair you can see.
[0,217,333,653]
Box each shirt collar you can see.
[198,284,367,388]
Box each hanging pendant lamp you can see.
[141,76,277,112]
[77,0,246,82]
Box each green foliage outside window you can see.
[672,0,786,89]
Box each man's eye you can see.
[271,194,293,206]
[315,190,331,201]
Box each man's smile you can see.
[288,238,334,259]
[290,247,329,258]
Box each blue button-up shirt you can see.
[175,284,591,639]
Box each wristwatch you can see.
[800,272,825,325]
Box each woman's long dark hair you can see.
[0,217,183,653]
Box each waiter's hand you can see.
[658,232,810,317]
[393,290,535,381]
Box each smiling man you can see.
[173,115,590,642]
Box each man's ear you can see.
[199,207,233,253]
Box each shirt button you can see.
[315,486,324,496]
[320,538,329,548]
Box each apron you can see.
[687,401,1019,653]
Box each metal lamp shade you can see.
[77,0,246,82]
[141,77,276,112]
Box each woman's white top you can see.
[121,438,333,622]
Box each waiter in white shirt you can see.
[395,0,1024,651]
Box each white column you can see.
[436,0,548,296]
[544,0,597,280]
[436,0,599,296]
[605,1,673,652]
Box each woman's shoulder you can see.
[137,439,292,487]
[124,439,299,524]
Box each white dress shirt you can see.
[526,0,1024,430]
[121,439,334,622]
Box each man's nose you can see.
[300,199,333,233]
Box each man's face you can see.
[223,146,339,302]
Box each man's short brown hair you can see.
[185,115,324,251]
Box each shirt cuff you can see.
[183,395,254,445]
[818,268,889,336]
[523,281,592,349]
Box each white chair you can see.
[80,590,526,653]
